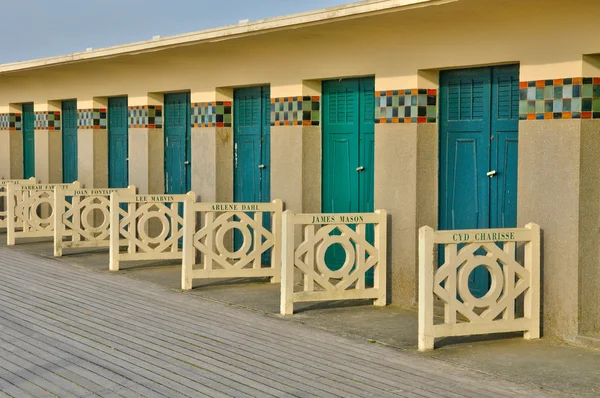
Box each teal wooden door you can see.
[234,86,270,203]
[164,93,190,195]
[234,86,271,264]
[22,103,35,179]
[62,100,78,183]
[108,97,129,188]
[439,65,519,297]
[322,77,375,275]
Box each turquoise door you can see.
[234,86,271,264]
[22,103,35,179]
[439,65,519,297]
[164,93,191,195]
[322,77,375,276]
[108,97,129,188]
[234,86,270,203]
[62,100,78,183]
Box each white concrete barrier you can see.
[53,186,137,256]
[418,224,541,351]
[7,182,81,245]
[109,192,196,271]
[182,200,283,290]
[0,177,37,230]
[280,210,387,315]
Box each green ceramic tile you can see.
[583,84,593,98]
[593,99,600,112]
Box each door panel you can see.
[490,64,520,229]
[164,93,190,195]
[234,86,271,264]
[108,96,129,189]
[440,65,519,298]
[322,79,360,214]
[22,103,35,179]
[62,100,78,183]
[323,77,375,279]
[440,68,492,232]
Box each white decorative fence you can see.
[280,210,387,315]
[182,200,283,290]
[0,177,37,230]
[418,224,541,351]
[7,182,81,245]
[109,192,196,271]
[53,186,137,256]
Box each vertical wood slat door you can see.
[234,86,271,264]
[22,103,35,179]
[164,93,191,195]
[322,77,375,278]
[439,65,519,297]
[108,96,129,189]
[62,100,78,183]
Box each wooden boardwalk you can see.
[0,247,550,397]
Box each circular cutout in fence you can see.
[215,221,252,259]
[137,212,170,245]
[31,197,54,223]
[81,203,110,233]
[457,256,504,308]
[316,236,355,280]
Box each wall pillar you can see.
[518,62,600,344]
[271,82,321,213]
[77,98,108,189]
[34,102,62,184]
[374,74,438,307]
[0,105,23,179]
[128,94,164,194]
[190,89,233,203]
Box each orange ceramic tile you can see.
[379,118,386,123]
[594,78,600,84]
[582,112,593,119]
[520,82,528,89]
[392,118,399,123]
[554,79,563,85]
[404,117,412,123]
[563,112,572,119]
[311,96,319,102]
[527,114,536,120]
[544,113,553,119]
[573,77,583,84]
[536,80,545,88]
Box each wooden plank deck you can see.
[0,247,549,397]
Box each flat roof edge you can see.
[0,0,451,74]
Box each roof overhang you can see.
[0,0,456,75]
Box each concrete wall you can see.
[1,0,600,345]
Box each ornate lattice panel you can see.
[280,210,387,315]
[0,178,36,229]
[181,200,283,290]
[109,192,196,271]
[53,186,136,256]
[418,224,541,351]
[7,182,81,245]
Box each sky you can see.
[0,0,355,64]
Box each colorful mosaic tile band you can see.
[0,114,10,130]
[128,105,163,128]
[519,77,600,120]
[78,109,107,129]
[9,113,22,131]
[270,96,320,127]
[191,101,232,128]
[33,111,61,131]
[375,89,437,124]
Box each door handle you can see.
[125,158,129,162]
[258,164,266,169]
[356,166,365,172]
[487,170,497,177]
[184,161,190,165]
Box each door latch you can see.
[184,161,190,165]
[487,170,497,177]
[258,164,266,169]
[356,166,365,172]
[125,158,129,162]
